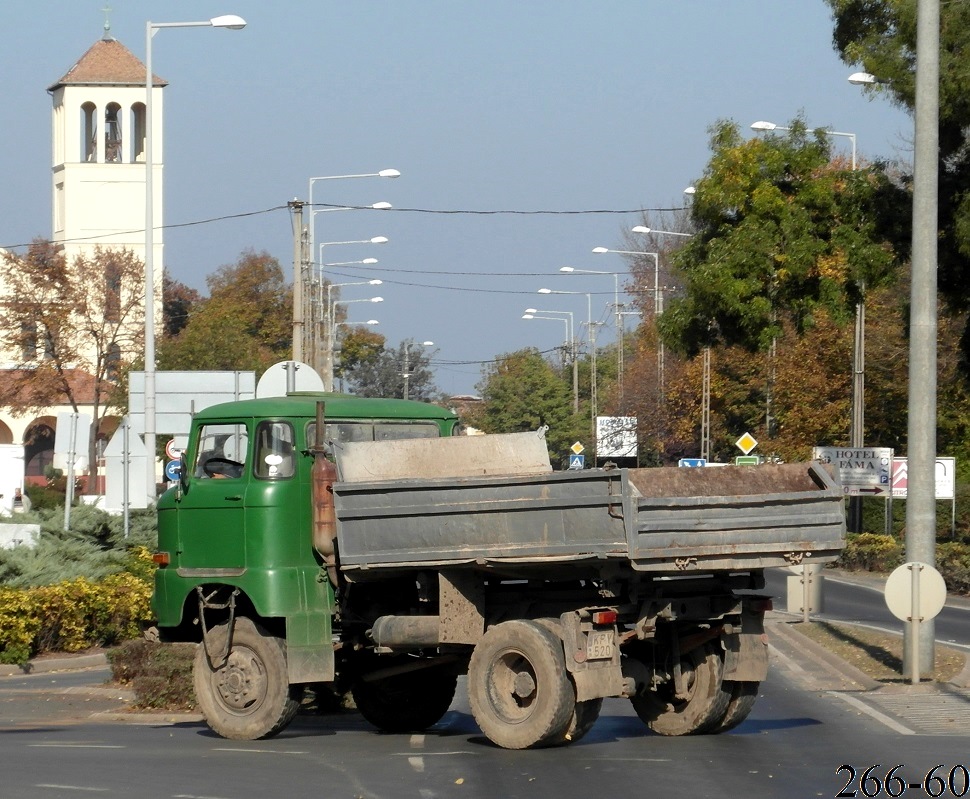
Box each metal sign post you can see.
[885,561,947,684]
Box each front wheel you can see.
[630,642,730,736]
[468,620,576,749]
[193,617,301,740]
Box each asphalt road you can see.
[2,664,970,799]
[764,567,970,650]
[2,569,968,798]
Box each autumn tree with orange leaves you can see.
[0,241,146,485]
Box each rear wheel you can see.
[193,617,301,740]
[468,620,576,749]
[710,680,759,733]
[563,698,603,744]
[630,642,730,736]
[352,660,458,733]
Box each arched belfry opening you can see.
[104,102,122,162]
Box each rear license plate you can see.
[586,630,614,660]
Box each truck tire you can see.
[530,617,601,746]
[193,617,301,740]
[352,662,458,733]
[630,642,730,736]
[468,620,576,750]
[710,680,759,733]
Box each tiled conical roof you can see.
[48,37,167,91]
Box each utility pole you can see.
[288,199,305,362]
[905,0,940,676]
[402,343,411,400]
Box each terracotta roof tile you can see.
[48,37,167,91]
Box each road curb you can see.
[948,654,970,689]
[766,617,882,690]
[0,652,108,677]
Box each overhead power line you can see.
[2,202,681,251]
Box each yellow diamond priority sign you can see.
[735,432,758,456]
[571,441,585,455]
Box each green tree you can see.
[825,0,970,359]
[162,277,201,338]
[334,326,385,389]
[467,348,585,467]
[342,339,439,400]
[661,119,907,356]
[158,250,291,374]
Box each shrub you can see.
[0,506,158,588]
[837,532,904,572]
[107,640,198,711]
[0,572,154,664]
[937,541,970,595]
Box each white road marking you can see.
[828,691,915,735]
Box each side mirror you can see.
[178,452,189,497]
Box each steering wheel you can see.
[203,457,244,479]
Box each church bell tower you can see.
[47,21,165,269]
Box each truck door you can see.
[177,422,249,570]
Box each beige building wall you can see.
[0,33,165,485]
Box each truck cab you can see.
[152,392,458,674]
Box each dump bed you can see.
[331,432,845,577]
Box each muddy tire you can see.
[630,642,730,736]
[710,680,759,733]
[352,662,458,733]
[468,620,576,749]
[193,617,300,740]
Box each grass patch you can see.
[796,620,967,684]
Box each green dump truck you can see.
[152,393,845,749]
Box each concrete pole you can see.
[905,0,939,675]
[289,200,305,362]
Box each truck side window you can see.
[194,424,248,479]
[254,421,296,480]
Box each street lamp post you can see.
[297,172,398,362]
[593,247,664,396]
[402,341,434,400]
[330,296,384,390]
[308,170,399,261]
[524,308,578,412]
[631,225,692,238]
[750,120,856,170]
[144,13,246,502]
[306,236,388,378]
[311,266,379,377]
[561,265,627,410]
[539,288,597,454]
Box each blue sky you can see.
[0,2,912,396]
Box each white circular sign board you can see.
[256,361,324,398]
[884,561,947,622]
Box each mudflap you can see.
[559,613,626,702]
[721,602,769,682]
[286,611,335,684]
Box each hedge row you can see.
[0,555,154,665]
[837,533,970,595]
